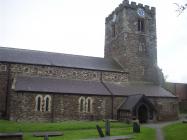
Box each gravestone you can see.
[44,135,48,140]
[182,120,187,123]
[105,120,110,136]
[133,120,140,133]
[96,125,104,137]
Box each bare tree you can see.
[174,3,187,16]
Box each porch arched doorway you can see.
[117,94,156,123]
[137,104,148,123]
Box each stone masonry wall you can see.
[0,62,127,121]
[0,62,178,122]
[113,96,127,119]
[9,92,112,122]
[104,1,159,83]
[9,90,178,122]
[149,97,179,121]
[9,64,128,83]
[0,63,8,117]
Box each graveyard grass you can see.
[163,122,187,140]
[0,120,156,140]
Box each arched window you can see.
[86,97,93,113]
[35,95,43,112]
[79,97,85,112]
[44,95,51,112]
[138,43,146,52]
[139,43,143,52]
[138,19,145,32]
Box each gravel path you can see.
[144,121,175,140]
[144,115,186,140]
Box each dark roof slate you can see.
[13,76,176,98]
[0,47,124,72]
[118,94,156,111]
[105,82,176,98]
[118,94,144,111]
[14,76,111,96]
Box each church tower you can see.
[105,0,163,84]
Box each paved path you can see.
[144,114,186,140]
[144,121,178,140]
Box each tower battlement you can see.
[106,0,155,23]
[104,0,159,83]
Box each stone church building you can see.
[0,1,178,122]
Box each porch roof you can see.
[105,82,176,98]
[118,94,156,112]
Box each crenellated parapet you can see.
[106,0,155,23]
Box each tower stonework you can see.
[105,0,163,84]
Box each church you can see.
[0,0,178,123]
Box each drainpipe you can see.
[5,63,10,119]
[100,72,114,119]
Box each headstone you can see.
[105,120,110,136]
[44,135,48,140]
[96,125,104,137]
[133,120,140,133]
[182,119,187,123]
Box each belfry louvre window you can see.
[138,19,144,32]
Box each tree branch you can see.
[174,3,187,16]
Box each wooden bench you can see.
[0,132,23,140]
[82,136,133,140]
[33,131,63,137]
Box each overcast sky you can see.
[0,0,187,83]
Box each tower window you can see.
[138,19,144,32]
[138,43,146,52]
[140,66,145,76]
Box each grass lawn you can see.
[0,120,156,140]
[163,122,187,140]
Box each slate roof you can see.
[119,94,144,111]
[14,76,111,96]
[0,47,124,72]
[118,94,156,111]
[105,82,176,98]
[13,76,176,98]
